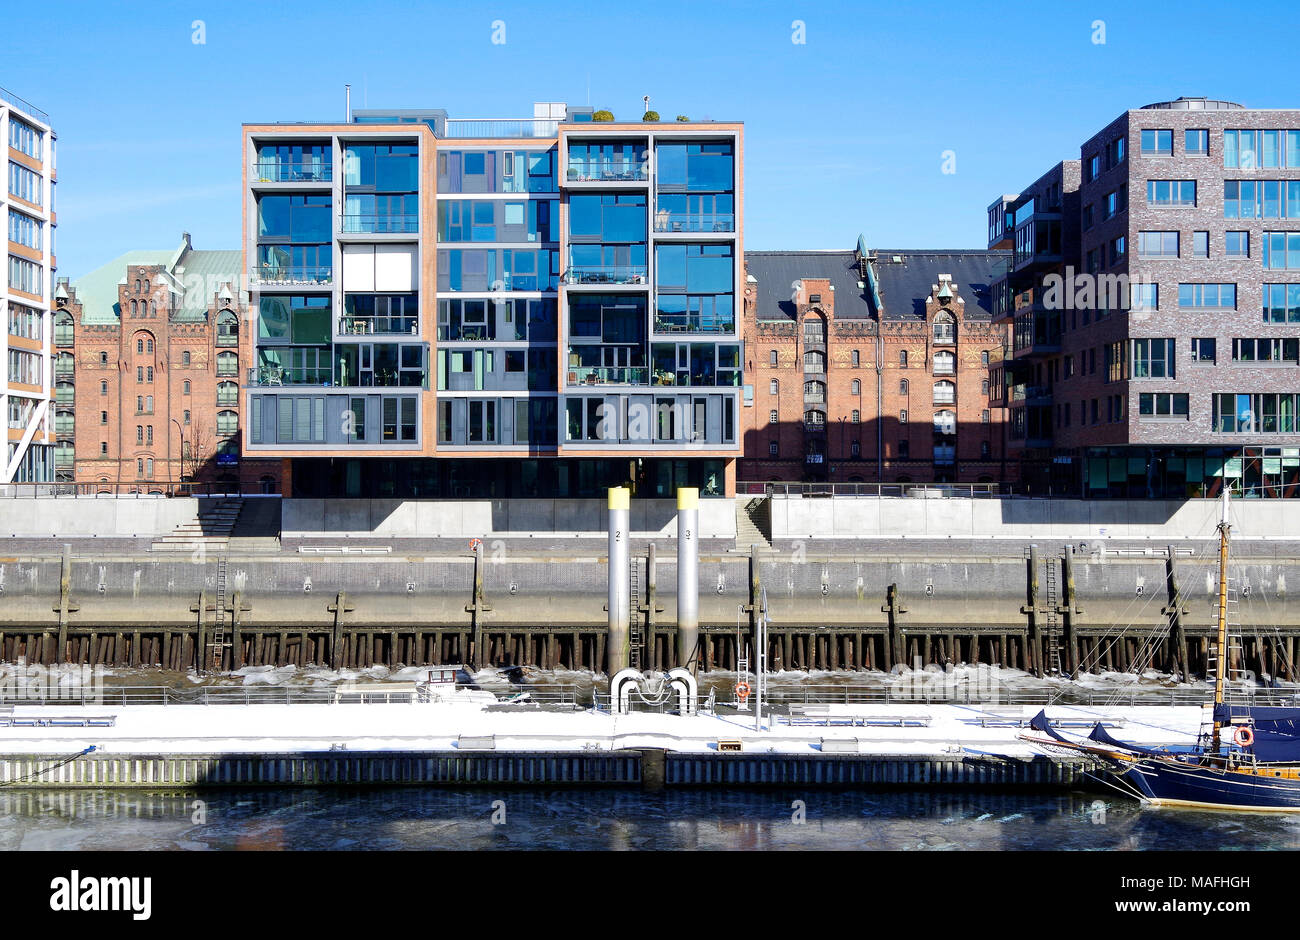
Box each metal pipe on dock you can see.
[676,487,699,673]
[607,487,630,674]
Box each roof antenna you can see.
[345,83,352,123]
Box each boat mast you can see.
[1210,485,1232,753]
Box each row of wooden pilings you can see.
[4,541,1295,680]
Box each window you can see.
[100,381,107,395]
[804,410,824,428]
[1107,135,1126,168]
[217,410,238,436]
[1141,129,1173,155]
[1232,338,1300,363]
[981,350,990,367]
[1105,341,1128,383]
[769,350,777,367]
[8,210,41,250]
[1178,283,1236,309]
[100,442,107,456]
[981,410,990,425]
[769,441,778,457]
[136,339,144,354]
[899,350,908,368]
[851,379,861,395]
[1109,236,1126,265]
[899,379,908,395]
[850,440,860,457]
[1131,338,1175,378]
[932,350,954,375]
[7,255,41,294]
[898,441,909,459]
[1263,284,1300,323]
[1088,154,1101,181]
[851,349,860,367]
[933,409,956,435]
[100,410,107,425]
[802,350,825,373]
[183,380,191,395]
[981,379,990,396]
[182,350,191,366]
[851,410,860,424]
[1083,204,1094,230]
[184,410,191,425]
[1139,392,1189,418]
[1191,338,1216,363]
[769,378,778,394]
[1185,129,1209,156]
[769,409,778,423]
[1147,180,1196,207]
[1225,231,1249,258]
[8,162,41,205]
[1263,232,1300,270]
[1190,231,1208,258]
[1137,231,1179,258]
[1214,393,1300,433]
[933,380,955,404]
[804,380,825,402]
[146,426,153,445]
[899,410,908,424]
[136,426,143,444]
[933,315,955,344]
[8,119,41,159]
[1130,283,1159,310]
[1224,180,1300,219]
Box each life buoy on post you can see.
[735,681,751,702]
[469,538,482,552]
[1234,725,1255,748]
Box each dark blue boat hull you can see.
[1118,758,1300,811]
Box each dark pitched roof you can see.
[870,249,1010,321]
[745,250,871,321]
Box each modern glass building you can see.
[2,86,55,484]
[242,103,743,497]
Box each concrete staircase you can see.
[150,497,243,553]
[735,497,773,552]
[228,497,282,554]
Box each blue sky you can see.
[9,0,1299,279]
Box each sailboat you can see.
[1022,488,1300,812]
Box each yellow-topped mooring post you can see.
[607,486,631,674]
[677,487,699,673]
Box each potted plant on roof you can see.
[592,110,614,122]
[642,110,660,122]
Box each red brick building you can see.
[55,235,282,491]
[742,241,1012,485]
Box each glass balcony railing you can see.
[341,214,418,234]
[338,315,419,336]
[251,161,332,183]
[216,332,238,347]
[248,365,333,386]
[251,265,334,287]
[443,119,558,139]
[566,161,648,183]
[652,213,736,233]
[567,366,649,386]
[653,312,735,334]
[563,265,648,286]
[54,417,74,435]
[54,363,74,379]
[54,329,74,346]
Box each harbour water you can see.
[4,788,1298,851]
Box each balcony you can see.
[653,213,735,234]
[54,416,74,435]
[54,329,73,346]
[54,362,74,379]
[251,160,332,183]
[247,364,427,389]
[338,315,419,337]
[566,162,648,184]
[563,266,648,287]
[652,311,735,335]
[216,331,238,347]
[567,366,649,386]
[341,214,418,235]
[443,118,558,139]
[250,265,334,288]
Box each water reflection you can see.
[4,788,1299,851]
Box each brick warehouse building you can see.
[991,96,1300,497]
[742,240,1011,484]
[55,234,282,490]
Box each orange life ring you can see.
[735,681,751,700]
[468,538,482,552]
[1234,725,1255,747]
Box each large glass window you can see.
[344,143,418,191]
[8,210,41,250]
[1213,393,1300,433]
[655,141,734,190]
[1146,180,1196,207]
[258,295,331,342]
[1263,284,1300,323]
[7,162,40,205]
[257,194,332,241]
[1131,338,1175,378]
[1177,283,1236,309]
[1140,393,1189,418]
[567,141,647,181]
[8,119,42,159]
[1140,129,1172,155]
[1137,231,1178,258]
[568,193,646,242]
[253,142,331,182]
[1263,233,1300,270]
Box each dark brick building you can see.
[992,96,1300,496]
[742,241,1010,485]
[55,234,282,491]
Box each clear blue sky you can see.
[8,0,1299,280]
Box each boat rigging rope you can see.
[0,745,97,788]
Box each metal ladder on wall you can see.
[209,556,229,672]
[1044,556,1062,676]
[628,554,642,672]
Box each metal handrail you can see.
[0,86,48,123]
[0,682,587,707]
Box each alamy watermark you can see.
[0,663,106,704]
